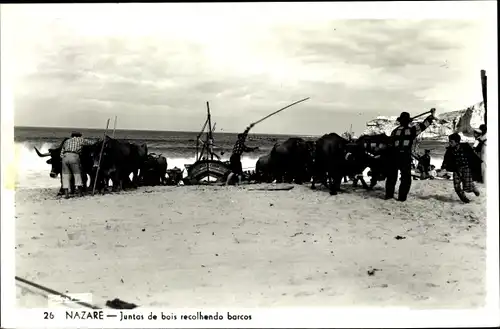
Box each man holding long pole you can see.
[224,97,310,186]
[225,123,259,186]
[385,108,436,202]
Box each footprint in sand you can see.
[413,295,430,301]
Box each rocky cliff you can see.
[363,101,485,142]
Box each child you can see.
[441,133,482,203]
[428,165,437,179]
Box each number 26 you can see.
[44,311,54,319]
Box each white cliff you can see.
[363,101,485,142]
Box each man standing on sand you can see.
[60,131,96,199]
[385,108,436,201]
[473,124,487,183]
[225,123,259,186]
[441,133,481,203]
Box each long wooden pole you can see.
[252,97,310,126]
[15,276,100,309]
[410,110,432,121]
[481,70,487,125]
[196,118,209,161]
[92,119,111,196]
[207,102,213,161]
[112,116,118,138]
[206,101,212,182]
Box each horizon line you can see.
[13,125,325,137]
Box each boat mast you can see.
[206,101,213,182]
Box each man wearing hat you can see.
[60,131,96,199]
[473,124,486,183]
[442,133,481,203]
[385,108,436,201]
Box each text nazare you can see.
[66,311,104,320]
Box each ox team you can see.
[37,108,485,203]
[35,133,168,199]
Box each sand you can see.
[15,179,486,309]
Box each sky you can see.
[2,2,497,136]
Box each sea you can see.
[13,126,450,190]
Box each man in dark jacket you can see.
[385,108,436,201]
[473,124,486,183]
[441,133,481,203]
[225,123,259,185]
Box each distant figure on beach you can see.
[418,149,432,180]
[225,124,259,185]
[452,118,458,131]
[60,131,96,199]
[441,133,481,203]
[385,109,436,201]
[473,124,487,183]
[428,165,437,179]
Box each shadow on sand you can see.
[416,194,458,203]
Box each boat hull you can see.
[184,159,231,184]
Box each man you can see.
[225,123,259,185]
[60,131,96,199]
[385,109,436,201]
[473,124,486,183]
[418,149,432,180]
[442,133,481,203]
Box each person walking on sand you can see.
[441,133,481,203]
[473,124,487,183]
[385,108,436,201]
[60,131,96,199]
[225,123,259,186]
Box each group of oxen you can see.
[35,136,169,196]
[255,132,392,195]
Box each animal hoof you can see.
[329,191,337,196]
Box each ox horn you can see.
[34,147,50,157]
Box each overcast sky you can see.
[2,2,497,135]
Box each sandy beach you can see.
[15,179,486,309]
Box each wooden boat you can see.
[183,102,231,185]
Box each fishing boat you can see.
[183,102,231,185]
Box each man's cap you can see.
[448,133,461,142]
[71,131,82,137]
[397,112,411,123]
